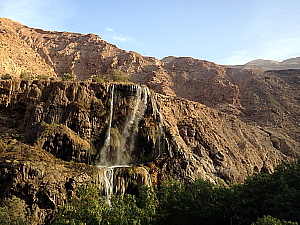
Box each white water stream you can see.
[96,84,162,197]
[99,84,115,165]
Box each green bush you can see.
[154,178,233,225]
[252,215,298,225]
[51,184,155,225]
[0,195,31,225]
[92,75,106,83]
[233,160,300,224]
[62,73,76,81]
[92,69,130,83]
[20,71,32,80]
[35,74,50,80]
[1,73,12,80]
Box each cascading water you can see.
[98,84,115,166]
[96,166,114,197]
[98,84,150,166]
[95,83,162,196]
[151,93,164,158]
[117,85,149,164]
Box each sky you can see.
[0,0,300,65]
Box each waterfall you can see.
[104,167,114,197]
[152,93,164,158]
[96,165,131,198]
[98,84,149,166]
[99,84,115,166]
[116,85,149,164]
[95,166,114,198]
[95,83,161,197]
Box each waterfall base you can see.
[94,165,152,196]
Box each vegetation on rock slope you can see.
[47,160,300,225]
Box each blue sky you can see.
[1,0,300,65]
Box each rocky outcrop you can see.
[1,80,298,181]
[0,80,299,223]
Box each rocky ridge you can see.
[231,57,300,70]
[1,18,299,144]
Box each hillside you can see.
[0,18,299,224]
[1,18,299,143]
[231,57,300,70]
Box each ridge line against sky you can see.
[0,0,300,65]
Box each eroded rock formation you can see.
[0,81,298,224]
[0,18,300,224]
[1,18,299,145]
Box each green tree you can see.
[252,215,298,225]
[154,178,234,225]
[233,160,300,224]
[0,195,30,225]
[52,184,155,225]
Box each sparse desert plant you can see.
[1,73,12,80]
[35,74,50,80]
[92,70,130,83]
[20,71,32,80]
[62,73,77,81]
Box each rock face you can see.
[0,80,299,224]
[0,18,56,78]
[0,18,300,224]
[1,18,299,145]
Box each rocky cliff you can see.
[0,80,299,223]
[0,18,300,224]
[1,18,299,144]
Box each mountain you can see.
[0,18,299,224]
[1,17,299,142]
[231,57,300,70]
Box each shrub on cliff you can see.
[20,71,33,80]
[35,74,50,80]
[1,73,12,80]
[92,69,130,83]
[62,73,77,81]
